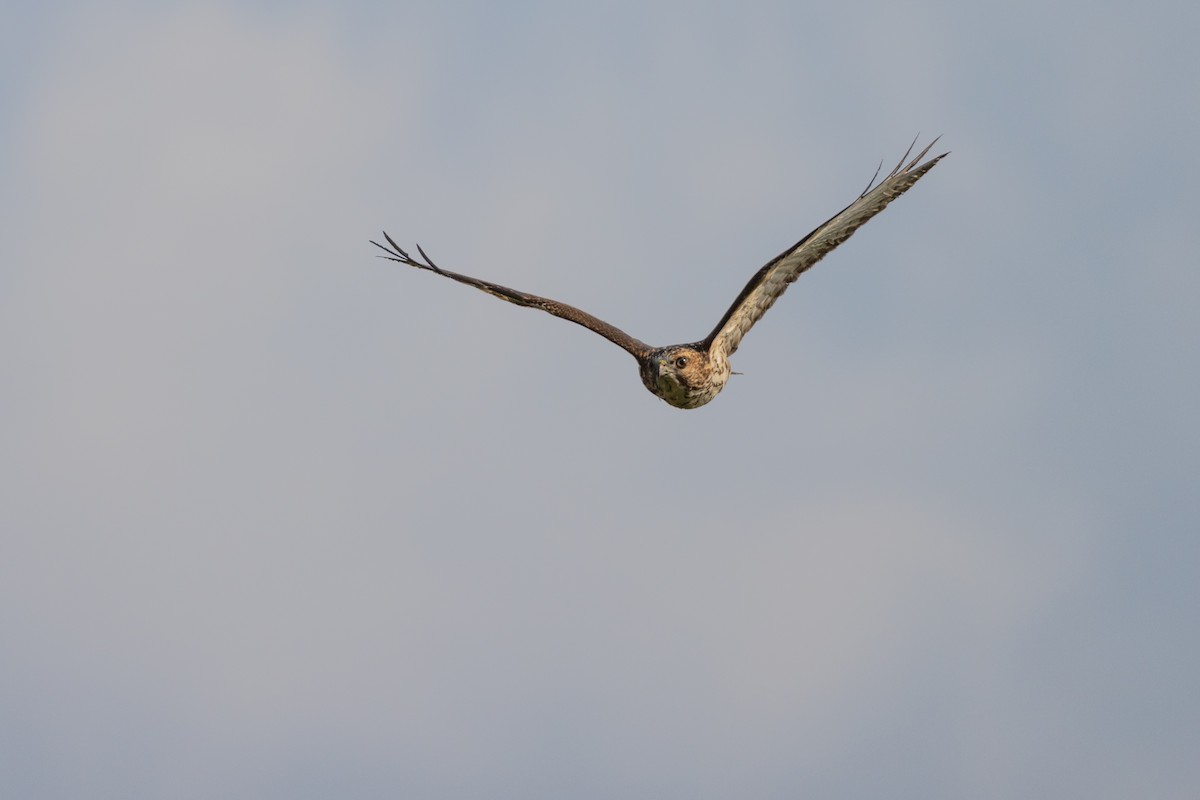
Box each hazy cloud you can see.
[2,2,1197,798]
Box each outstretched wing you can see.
[703,138,947,361]
[370,232,652,359]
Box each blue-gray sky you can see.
[2,1,1198,798]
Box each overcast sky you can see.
[2,1,1198,798]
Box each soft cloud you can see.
[2,2,1197,799]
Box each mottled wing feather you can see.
[702,139,947,361]
[370,233,652,359]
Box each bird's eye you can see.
[674,356,689,369]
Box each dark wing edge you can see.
[701,137,948,361]
[370,232,652,360]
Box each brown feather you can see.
[702,138,947,360]
[370,233,652,359]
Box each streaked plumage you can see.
[372,138,946,409]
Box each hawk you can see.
[372,138,946,409]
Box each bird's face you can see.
[640,345,727,409]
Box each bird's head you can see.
[640,345,725,409]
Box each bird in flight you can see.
[372,138,946,409]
